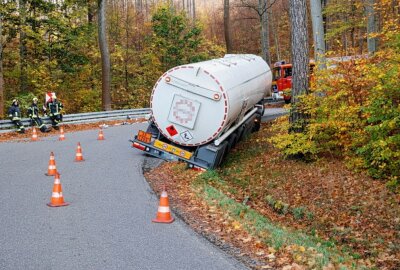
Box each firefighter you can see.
[28,97,50,132]
[272,84,280,101]
[8,99,25,133]
[44,97,63,130]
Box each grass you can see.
[192,172,361,269]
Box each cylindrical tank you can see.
[150,54,272,147]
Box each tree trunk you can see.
[19,0,28,93]
[365,0,377,54]
[0,3,4,118]
[124,0,130,91]
[268,8,280,62]
[98,0,112,111]
[135,0,143,13]
[289,0,309,131]
[224,0,233,53]
[88,0,95,24]
[322,0,330,51]
[259,0,271,65]
[310,0,326,69]
[192,0,196,20]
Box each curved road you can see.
[0,123,246,270]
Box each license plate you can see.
[153,140,193,160]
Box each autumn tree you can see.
[224,0,233,53]
[98,0,112,111]
[0,0,5,117]
[365,0,377,54]
[237,0,273,64]
[310,0,326,68]
[289,0,309,130]
[18,0,28,93]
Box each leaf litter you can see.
[145,122,400,270]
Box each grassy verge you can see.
[193,170,363,269]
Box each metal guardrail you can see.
[0,108,151,133]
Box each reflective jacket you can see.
[28,103,40,118]
[46,101,63,116]
[8,105,22,120]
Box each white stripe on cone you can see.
[158,206,171,213]
[52,192,62,198]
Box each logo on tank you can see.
[168,95,200,129]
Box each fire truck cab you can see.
[272,61,315,104]
[272,61,292,103]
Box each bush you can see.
[270,31,400,191]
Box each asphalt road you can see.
[0,124,247,270]
[262,107,288,122]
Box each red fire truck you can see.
[271,61,315,103]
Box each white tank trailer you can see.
[131,54,272,169]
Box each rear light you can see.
[192,166,206,172]
[165,76,171,83]
[132,142,146,151]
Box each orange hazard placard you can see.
[137,130,152,144]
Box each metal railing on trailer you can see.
[0,108,151,133]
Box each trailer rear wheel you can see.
[222,133,238,162]
[252,115,262,132]
[229,133,239,149]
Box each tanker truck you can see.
[131,54,272,169]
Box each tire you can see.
[252,115,261,132]
[229,133,238,149]
[222,133,237,161]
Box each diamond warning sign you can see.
[168,95,200,129]
[166,125,178,136]
[180,130,193,142]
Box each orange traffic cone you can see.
[47,173,69,207]
[59,126,65,141]
[31,127,38,141]
[45,152,57,176]
[152,188,174,223]
[97,129,105,140]
[74,142,84,162]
